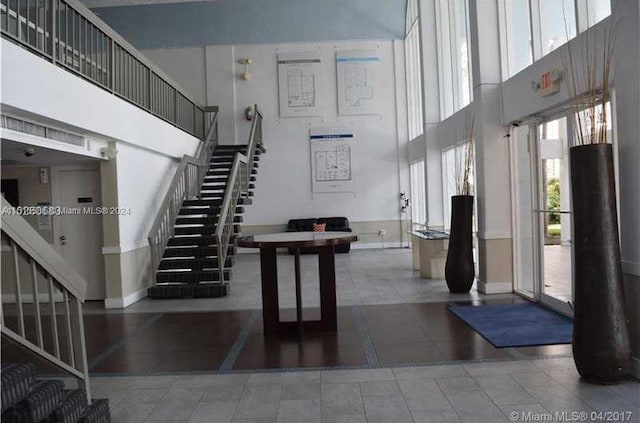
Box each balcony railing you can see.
[0,0,205,139]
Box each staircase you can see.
[1,363,110,423]
[147,142,265,299]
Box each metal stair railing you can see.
[147,107,219,274]
[214,104,263,282]
[0,0,206,139]
[1,196,92,402]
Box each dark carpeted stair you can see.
[148,143,265,299]
[0,363,110,423]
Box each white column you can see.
[468,0,513,294]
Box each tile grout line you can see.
[218,310,260,372]
[88,313,165,370]
[351,306,380,367]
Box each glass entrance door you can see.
[534,117,573,315]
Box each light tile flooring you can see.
[87,248,512,315]
[79,248,639,422]
[90,357,639,423]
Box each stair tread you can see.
[49,389,88,423]
[78,398,110,423]
[1,364,35,413]
[2,380,64,423]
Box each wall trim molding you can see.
[477,280,512,294]
[104,287,147,309]
[622,260,640,276]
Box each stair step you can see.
[167,235,221,247]
[156,269,231,283]
[175,215,242,225]
[78,398,110,423]
[178,206,244,216]
[1,364,35,413]
[206,169,231,176]
[210,163,232,169]
[174,226,216,236]
[200,191,224,198]
[163,245,235,258]
[148,283,229,299]
[2,380,63,423]
[203,175,255,183]
[159,257,234,270]
[183,199,222,207]
[49,389,88,423]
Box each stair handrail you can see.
[214,105,263,282]
[148,107,219,273]
[245,105,264,187]
[1,195,92,401]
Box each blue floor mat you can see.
[448,303,573,348]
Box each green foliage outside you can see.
[547,177,561,225]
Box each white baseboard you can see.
[104,287,147,309]
[2,293,64,303]
[631,357,640,380]
[477,280,513,294]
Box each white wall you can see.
[143,47,207,106]
[145,40,409,229]
[1,39,201,159]
[113,143,179,252]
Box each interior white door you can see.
[55,169,105,300]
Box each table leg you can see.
[260,247,279,334]
[294,247,303,338]
[318,245,337,330]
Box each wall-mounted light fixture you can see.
[245,106,254,121]
[239,58,253,80]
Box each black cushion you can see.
[286,218,317,232]
[317,217,351,232]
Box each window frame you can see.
[498,0,611,80]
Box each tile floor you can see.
[85,249,514,314]
[89,357,638,423]
[4,249,638,422]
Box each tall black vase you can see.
[570,143,630,383]
[445,195,475,293]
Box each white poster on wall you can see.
[278,51,322,118]
[310,128,354,193]
[336,50,381,115]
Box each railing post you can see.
[71,298,91,402]
[50,0,57,65]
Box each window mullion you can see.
[529,0,543,60]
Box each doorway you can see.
[511,118,574,316]
[52,167,106,300]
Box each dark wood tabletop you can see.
[236,231,358,249]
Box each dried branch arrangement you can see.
[457,113,475,196]
[564,11,618,145]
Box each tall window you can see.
[501,0,534,77]
[436,0,473,119]
[499,0,611,80]
[410,160,427,228]
[538,0,577,56]
[441,141,474,231]
[405,0,423,140]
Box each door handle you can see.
[60,235,66,245]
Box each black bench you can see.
[286,217,352,253]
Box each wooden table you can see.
[236,231,358,336]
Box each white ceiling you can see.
[1,140,100,166]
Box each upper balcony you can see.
[0,0,206,139]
